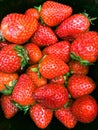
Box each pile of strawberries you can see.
[0,0,98,129]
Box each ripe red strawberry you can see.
[39,55,69,79]
[1,95,18,119]
[40,1,73,26]
[0,41,9,50]
[0,44,29,73]
[25,8,40,20]
[26,64,47,88]
[70,31,98,64]
[31,24,58,46]
[55,13,90,41]
[33,83,69,109]
[55,106,78,128]
[29,103,53,129]
[69,60,89,75]
[42,41,70,63]
[71,95,98,123]
[1,13,38,44]
[0,72,18,94]
[12,74,35,106]
[24,43,42,64]
[67,74,96,98]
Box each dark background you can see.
[0,0,98,130]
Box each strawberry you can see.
[42,41,70,63]
[0,44,29,73]
[55,106,78,128]
[24,43,42,64]
[0,41,9,50]
[0,72,18,94]
[71,95,98,123]
[67,74,96,98]
[39,55,69,79]
[70,31,98,64]
[69,60,89,75]
[55,13,91,41]
[33,83,69,109]
[40,1,73,27]
[26,64,47,88]
[12,74,35,106]
[25,8,40,20]
[29,103,53,129]
[1,95,18,119]
[1,13,38,44]
[31,24,58,46]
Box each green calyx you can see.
[34,5,41,12]
[0,80,17,95]
[14,45,29,70]
[70,52,93,66]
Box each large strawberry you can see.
[31,24,58,47]
[12,74,35,106]
[71,95,98,123]
[33,83,69,109]
[40,1,73,27]
[55,106,78,129]
[26,64,47,88]
[39,55,69,79]
[70,31,98,64]
[1,95,19,119]
[55,13,91,41]
[1,13,38,44]
[42,41,70,63]
[67,74,96,98]
[0,72,18,94]
[0,44,29,73]
[24,43,42,64]
[29,103,53,129]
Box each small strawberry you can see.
[24,43,42,64]
[55,13,91,41]
[31,24,58,46]
[29,103,53,129]
[55,106,78,128]
[67,74,96,98]
[69,60,89,75]
[26,64,47,88]
[33,83,69,109]
[39,55,69,79]
[12,74,35,106]
[71,95,98,123]
[0,44,29,73]
[40,1,73,26]
[1,95,18,119]
[1,13,38,44]
[70,31,98,64]
[25,8,40,20]
[42,41,70,63]
[0,72,18,94]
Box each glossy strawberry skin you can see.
[71,95,98,123]
[67,74,96,98]
[29,103,53,129]
[42,41,70,63]
[55,107,78,128]
[25,8,39,19]
[33,83,69,109]
[26,64,47,88]
[0,41,9,50]
[1,13,38,44]
[39,55,69,79]
[31,24,58,46]
[70,31,98,63]
[24,43,42,64]
[0,72,18,91]
[12,74,35,106]
[1,95,18,119]
[55,13,90,41]
[40,1,73,26]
